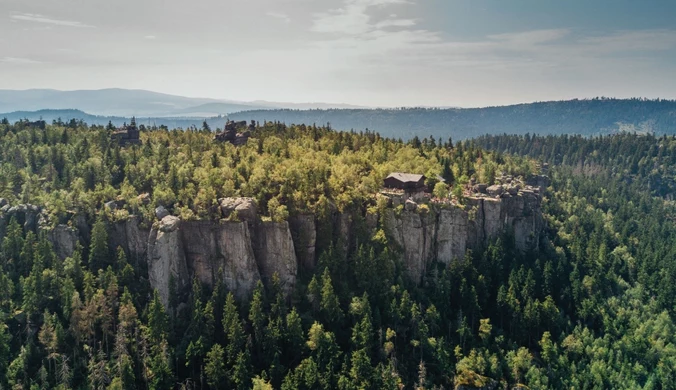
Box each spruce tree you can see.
[88,216,110,272]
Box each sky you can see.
[1,0,675,107]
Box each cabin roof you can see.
[385,172,425,183]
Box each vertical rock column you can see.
[148,216,189,308]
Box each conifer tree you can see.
[88,216,110,272]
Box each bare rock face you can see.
[215,222,260,300]
[219,197,258,222]
[253,221,298,295]
[383,208,436,284]
[486,185,504,197]
[110,216,149,265]
[180,221,260,301]
[482,198,504,240]
[148,216,189,308]
[384,184,545,285]
[289,214,317,272]
[436,207,468,264]
[45,224,79,260]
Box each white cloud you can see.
[488,29,570,46]
[1,57,43,64]
[144,35,157,40]
[375,19,416,29]
[311,0,413,35]
[267,12,291,23]
[10,13,94,28]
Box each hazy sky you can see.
[1,0,675,107]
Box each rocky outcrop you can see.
[436,207,468,264]
[0,204,41,240]
[180,221,260,301]
[253,221,298,295]
[33,181,545,306]
[289,214,317,271]
[44,224,79,260]
[110,216,150,265]
[219,197,257,222]
[383,185,545,283]
[148,216,190,308]
[383,208,437,284]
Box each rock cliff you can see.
[252,221,298,296]
[179,220,260,301]
[147,216,190,308]
[381,185,544,283]
[6,179,545,306]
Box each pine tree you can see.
[205,344,226,389]
[88,216,110,272]
[320,268,343,327]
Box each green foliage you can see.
[0,121,675,388]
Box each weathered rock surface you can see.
[289,214,317,271]
[219,197,258,222]
[0,204,41,241]
[45,224,79,260]
[110,215,149,265]
[486,184,504,197]
[148,216,189,308]
[180,221,260,301]
[384,208,437,284]
[253,221,298,295]
[436,207,468,264]
[155,206,169,220]
[34,177,546,307]
[384,185,544,283]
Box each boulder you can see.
[155,206,170,220]
[0,198,7,208]
[159,215,180,232]
[104,201,117,211]
[219,197,258,222]
[487,185,504,197]
[473,184,488,194]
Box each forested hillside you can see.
[229,98,676,140]
[0,120,675,389]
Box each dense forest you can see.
[229,98,676,140]
[0,118,675,389]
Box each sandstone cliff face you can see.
[110,216,149,265]
[33,183,545,306]
[45,224,79,260]
[179,221,260,301]
[253,221,298,296]
[289,214,317,271]
[382,189,544,283]
[147,216,190,308]
[436,207,468,265]
[383,208,437,284]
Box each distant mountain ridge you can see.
[3,98,676,141]
[0,88,366,117]
[228,98,676,140]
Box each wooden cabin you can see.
[384,173,426,191]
